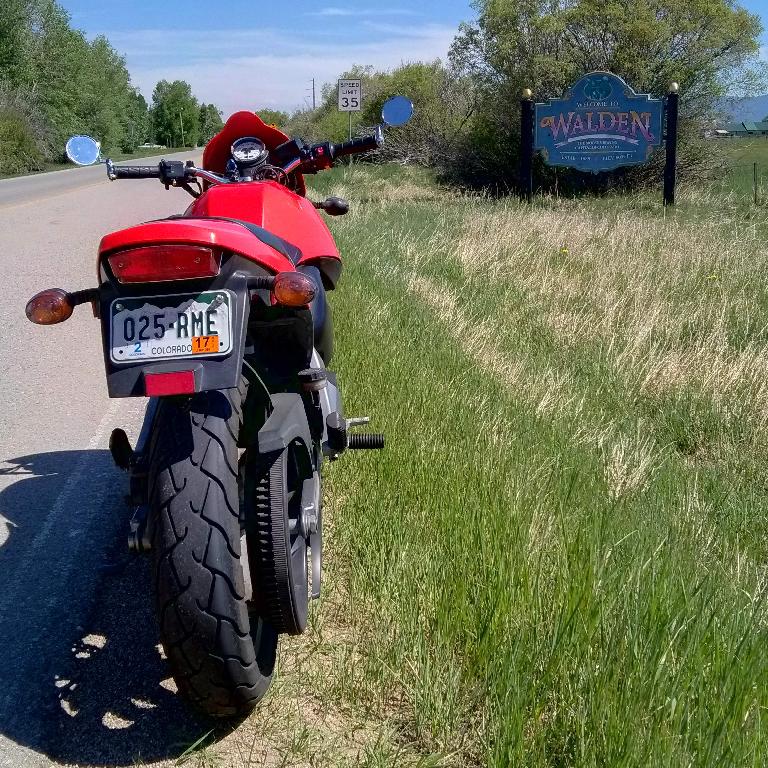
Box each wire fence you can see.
[721,161,765,205]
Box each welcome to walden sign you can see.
[519,72,679,205]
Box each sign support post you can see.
[663,82,679,206]
[519,88,534,202]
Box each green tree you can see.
[254,108,289,128]
[0,0,150,170]
[122,89,151,151]
[76,36,136,152]
[0,0,34,86]
[152,80,200,147]
[198,103,224,143]
[0,80,48,173]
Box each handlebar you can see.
[332,130,383,159]
[105,127,384,185]
[106,160,162,180]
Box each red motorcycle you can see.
[26,97,414,717]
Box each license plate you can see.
[110,290,233,364]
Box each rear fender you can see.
[259,393,312,453]
[99,254,258,398]
[258,393,313,463]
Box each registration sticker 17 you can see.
[192,335,220,354]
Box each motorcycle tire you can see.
[148,379,277,718]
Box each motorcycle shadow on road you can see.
[0,450,240,766]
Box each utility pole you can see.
[178,112,185,148]
[306,79,316,111]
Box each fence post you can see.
[754,162,759,206]
[663,82,679,206]
[519,88,534,203]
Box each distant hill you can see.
[726,95,768,122]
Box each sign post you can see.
[663,83,679,206]
[338,79,362,141]
[519,88,534,202]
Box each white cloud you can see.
[308,6,421,17]
[313,7,352,15]
[104,25,455,115]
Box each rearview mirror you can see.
[65,135,101,166]
[381,96,414,127]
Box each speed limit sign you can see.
[338,79,362,112]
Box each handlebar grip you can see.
[332,132,383,159]
[111,164,162,180]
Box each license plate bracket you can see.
[109,290,233,364]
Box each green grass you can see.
[714,137,768,201]
[288,164,768,767]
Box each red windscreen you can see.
[202,111,306,196]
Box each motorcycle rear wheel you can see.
[148,380,277,717]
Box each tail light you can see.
[273,272,316,307]
[108,245,221,284]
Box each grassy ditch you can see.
[305,165,768,767]
[187,165,767,767]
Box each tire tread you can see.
[149,379,275,717]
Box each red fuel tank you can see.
[186,181,341,270]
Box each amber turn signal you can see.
[25,288,74,325]
[273,272,316,307]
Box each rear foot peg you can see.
[349,433,385,450]
[325,413,385,456]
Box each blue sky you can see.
[61,0,768,116]
[60,1,473,115]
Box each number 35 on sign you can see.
[338,79,362,112]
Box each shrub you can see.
[0,84,49,175]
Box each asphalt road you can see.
[0,151,190,209]
[0,153,218,767]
